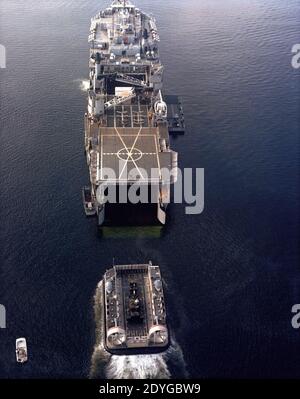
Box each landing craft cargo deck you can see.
[102,263,169,355]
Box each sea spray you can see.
[74,79,90,92]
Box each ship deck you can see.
[99,126,161,181]
[120,269,150,339]
[104,264,168,354]
[107,104,151,128]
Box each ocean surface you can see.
[0,0,299,378]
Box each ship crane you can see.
[115,73,147,88]
[154,90,167,120]
[104,89,136,110]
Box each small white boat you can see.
[16,338,28,363]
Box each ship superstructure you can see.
[102,263,169,354]
[84,0,182,226]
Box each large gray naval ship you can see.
[98,263,169,355]
[83,0,184,226]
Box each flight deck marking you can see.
[154,135,161,179]
[104,152,156,156]
[117,125,144,179]
[100,124,158,180]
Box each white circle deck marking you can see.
[117,147,143,162]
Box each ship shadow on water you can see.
[96,203,169,239]
[98,226,163,239]
[104,203,161,226]
[89,281,188,379]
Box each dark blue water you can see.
[0,0,299,378]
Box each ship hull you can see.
[97,280,169,356]
[100,264,169,355]
[83,1,180,227]
[98,280,170,356]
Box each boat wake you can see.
[89,282,188,379]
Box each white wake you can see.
[106,353,171,379]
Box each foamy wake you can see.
[106,353,171,379]
[90,339,187,379]
[89,282,188,379]
[75,79,90,92]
